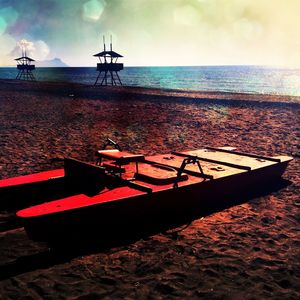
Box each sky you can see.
[0,0,300,67]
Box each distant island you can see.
[35,58,68,67]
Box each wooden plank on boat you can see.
[134,163,189,185]
[114,177,153,194]
[181,168,214,180]
[205,147,281,162]
[96,150,145,164]
[171,151,252,171]
[126,181,152,193]
[144,160,213,180]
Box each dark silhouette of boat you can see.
[0,140,292,243]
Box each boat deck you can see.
[16,148,292,219]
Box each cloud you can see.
[18,39,35,52]
[33,40,50,60]
[10,39,50,60]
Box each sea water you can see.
[1,65,300,97]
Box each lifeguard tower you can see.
[93,36,123,86]
[15,45,36,81]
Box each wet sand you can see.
[0,80,299,299]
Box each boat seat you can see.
[134,163,188,185]
[102,162,126,173]
[96,149,145,165]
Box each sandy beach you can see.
[0,79,299,299]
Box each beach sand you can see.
[0,79,299,299]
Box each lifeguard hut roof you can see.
[15,56,35,62]
[93,50,123,58]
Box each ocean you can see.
[1,65,300,96]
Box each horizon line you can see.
[1,64,298,69]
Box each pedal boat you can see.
[2,144,292,242]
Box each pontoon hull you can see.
[21,159,290,243]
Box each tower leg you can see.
[94,71,102,85]
[16,69,36,81]
[29,71,35,81]
[115,71,122,85]
[100,71,108,86]
[110,71,117,85]
[17,70,24,80]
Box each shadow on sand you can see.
[0,178,291,281]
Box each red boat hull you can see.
[19,159,290,243]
